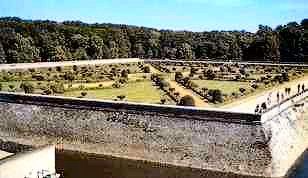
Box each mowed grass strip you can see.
[64,81,167,104]
[0,81,49,91]
[192,80,251,95]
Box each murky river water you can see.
[56,151,308,178]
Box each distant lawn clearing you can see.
[64,81,171,104]
[192,80,251,95]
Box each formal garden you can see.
[149,61,308,106]
[1,60,308,107]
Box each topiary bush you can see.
[20,81,35,94]
[143,66,151,73]
[178,95,195,106]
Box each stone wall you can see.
[261,92,308,177]
[1,92,307,177]
[0,92,273,177]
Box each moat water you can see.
[289,151,308,178]
[56,151,308,178]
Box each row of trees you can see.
[0,17,307,64]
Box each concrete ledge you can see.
[0,58,142,70]
[0,92,261,125]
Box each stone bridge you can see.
[0,91,307,178]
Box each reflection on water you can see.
[56,150,308,178]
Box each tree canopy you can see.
[0,17,307,63]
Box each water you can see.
[56,151,308,178]
[289,151,308,178]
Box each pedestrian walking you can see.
[302,84,305,93]
[255,104,260,114]
[298,84,301,93]
[261,102,267,112]
[288,88,291,96]
[277,92,280,104]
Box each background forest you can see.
[0,17,307,64]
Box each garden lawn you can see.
[0,81,48,91]
[64,81,170,104]
[192,80,251,95]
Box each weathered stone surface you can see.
[0,92,307,178]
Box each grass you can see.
[0,81,49,91]
[192,80,251,95]
[63,81,173,104]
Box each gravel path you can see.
[224,75,308,113]
[0,150,13,159]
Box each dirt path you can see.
[224,75,308,113]
[149,64,207,107]
[168,81,207,107]
[149,65,162,74]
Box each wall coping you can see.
[1,58,308,71]
[147,59,308,67]
[0,92,261,125]
[0,58,142,70]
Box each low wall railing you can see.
[0,92,261,125]
[263,89,308,114]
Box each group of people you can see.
[254,83,306,114]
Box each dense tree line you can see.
[0,17,307,63]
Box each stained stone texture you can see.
[0,92,307,178]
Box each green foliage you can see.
[204,69,216,80]
[0,17,306,63]
[73,48,89,60]
[178,95,195,106]
[208,89,223,103]
[43,87,52,95]
[121,69,129,78]
[20,81,34,94]
[175,72,184,82]
[81,91,88,97]
[143,66,151,73]
[49,81,65,94]
[239,87,246,93]
[160,98,166,104]
[64,71,75,81]
[8,84,16,91]
[0,42,6,63]
[117,95,126,101]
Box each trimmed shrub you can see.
[8,84,15,90]
[175,72,184,81]
[208,89,223,103]
[50,81,65,94]
[42,88,52,95]
[160,98,166,104]
[112,81,122,88]
[117,95,126,101]
[20,81,34,94]
[178,95,195,106]
[251,83,259,89]
[239,88,246,94]
[81,91,88,97]
[143,66,151,73]
[121,69,129,78]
